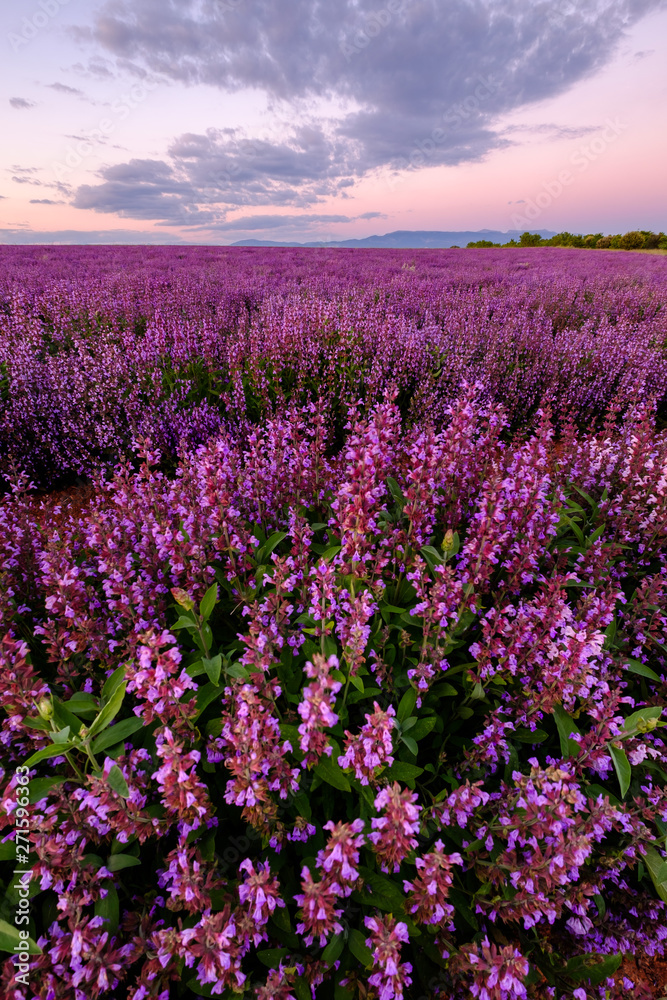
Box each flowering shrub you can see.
[0,250,666,999]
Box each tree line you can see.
[466,230,667,249]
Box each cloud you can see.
[47,83,85,96]
[68,0,666,223]
[9,97,36,110]
[29,199,65,205]
[72,158,218,224]
[209,212,385,232]
[0,228,190,245]
[501,123,599,140]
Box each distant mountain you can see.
[231,229,557,249]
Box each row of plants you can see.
[1,246,666,488]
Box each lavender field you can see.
[1,247,667,999]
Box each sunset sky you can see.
[1,0,666,244]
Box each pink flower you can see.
[404,840,463,927]
[369,782,421,873]
[294,866,344,948]
[237,858,285,941]
[364,914,413,1000]
[316,819,365,894]
[298,653,341,766]
[338,702,395,785]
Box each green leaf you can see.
[624,658,661,682]
[28,776,65,804]
[257,947,288,968]
[94,883,119,935]
[225,662,248,679]
[552,703,581,757]
[22,716,50,732]
[430,682,458,697]
[386,476,406,509]
[609,744,631,798]
[397,688,417,722]
[348,672,364,693]
[0,919,42,955]
[51,698,82,735]
[294,979,311,1000]
[585,783,620,807]
[322,931,345,966]
[315,755,351,792]
[564,953,622,987]
[91,716,144,754]
[171,616,198,631]
[63,693,99,718]
[194,682,225,718]
[645,846,667,903]
[257,531,287,563]
[102,664,127,705]
[586,523,606,546]
[348,928,373,967]
[401,735,418,755]
[23,742,76,767]
[106,765,130,799]
[410,716,438,741]
[380,602,406,615]
[51,726,71,745]
[622,705,663,733]
[202,655,223,686]
[87,681,127,740]
[321,545,342,562]
[383,761,423,788]
[420,545,445,570]
[0,841,16,860]
[335,986,355,1000]
[106,853,141,873]
[355,867,407,912]
[199,583,218,622]
[511,727,548,743]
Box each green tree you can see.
[640,231,663,249]
[619,231,645,250]
[519,232,543,247]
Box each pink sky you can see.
[1,0,666,243]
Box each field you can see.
[1,246,667,999]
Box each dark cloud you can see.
[72,158,218,224]
[9,97,36,110]
[69,0,666,223]
[47,83,85,96]
[29,199,66,205]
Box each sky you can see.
[1,0,666,245]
